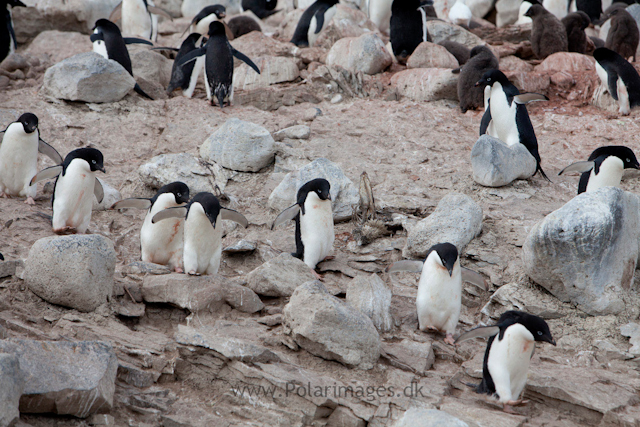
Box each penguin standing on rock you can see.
[30,148,106,235]
[604,7,639,61]
[111,182,190,272]
[525,4,569,59]
[242,0,280,19]
[476,70,550,181]
[1,0,25,63]
[152,192,249,276]
[455,311,556,414]
[559,146,640,193]
[290,0,339,47]
[91,19,154,100]
[109,0,172,42]
[0,113,63,205]
[272,178,334,279]
[593,47,640,115]
[176,21,260,108]
[387,243,486,345]
[390,0,429,64]
[456,45,499,113]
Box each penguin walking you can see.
[455,311,556,414]
[387,243,486,345]
[111,182,190,272]
[448,0,472,27]
[390,0,429,64]
[290,0,339,47]
[242,0,280,19]
[559,146,640,193]
[272,178,334,278]
[91,19,154,100]
[176,21,260,107]
[152,192,248,275]
[562,11,592,54]
[603,7,639,61]
[109,0,172,42]
[181,5,228,38]
[368,0,394,34]
[161,33,205,97]
[1,0,25,63]
[525,4,569,59]
[593,47,640,115]
[30,148,106,235]
[456,45,499,113]
[0,113,63,205]
[476,70,550,181]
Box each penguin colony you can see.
[2,0,640,419]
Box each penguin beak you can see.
[474,80,483,87]
[99,166,106,173]
[218,12,226,19]
[546,336,556,346]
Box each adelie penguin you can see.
[109,0,172,42]
[163,33,205,97]
[455,311,556,414]
[152,192,248,275]
[477,70,550,181]
[1,0,25,63]
[176,21,260,108]
[0,113,63,205]
[111,182,190,272]
[390,0,430,64]
[290,0,339,47]
[387,243,486,345]
[525,4,569,59]
[593,47,640,115]
[242,0,279,19]
[368,0,394,34]
[603,7,639,62]
[30,148,106,235]
[272,178,334,279]
[91,19,154,100]
[559,146,640,194]
[562,11,592,54]
[455,45,499,113]
[181,5,230,38]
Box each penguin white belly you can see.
[122,0,154,40]
[449,1,472,26]
[0,125,39,198]
[141,194,184,269]
[300,195,334,269]
[183,206,222,275]
[92,40,109,60]
[616,77,630,115]
[184,56,206,98]
[490,85,520,146]
[368,0,393,33]
[487,324,535,403]
[194,15,219,35]
[297,0,316,8]
[52,161,96,233]
[307,5,337,47]
[542,0,568,19]
[416,263,462,334]
[586,156,624,192]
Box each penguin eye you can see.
[537,331,543,336]
[627,158,631,163]
[487,78,491,82]
[177,193,181,197]
[92,160,96,164]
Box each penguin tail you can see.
[134,83,154,100]
[536,163,552,183]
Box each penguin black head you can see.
[190,192,222,225]
[593,46,622,64]
[208,21,227,37]
[196,4,226,22]
[17,113,38,134]
[590,146,640,169]
[65,148,106,173]
[427,243,458,277]
[499,310,556,345]
[154,182,190,205]
[91,19,121,40]
[297,178,332,203]
[475,69,510,88]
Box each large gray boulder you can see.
[138,152,228,193]
[0,354,22,427]
[326,33,393,75]
[245,253,316,297]
[394,408,468,427]
[471,135,538,187]
[25,235,116,312]
[407,42,459,69]
[283,281,381,369]
[390,69,459,102]
[40,52,136,103]
[268,158,359,221]
[523,188,640,316]
[346,274,393,332]
[181,0,242,17]
[200,118,276,172]
[424,20,485,48]
[232,56,299,90]
[404,193,483,258]
[0,340,117,418]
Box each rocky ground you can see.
[3,1,640,427]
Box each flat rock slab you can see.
[0,353,22,427]
[346,274,393,332]
[425,20,485,48]
[394,408,469,427]
[245,253,315,297]
[0,340,117,418]
[391,68,459,102]
[471,136,537,187]
[232,56,300,91]
[440,398,526,427]
[381,339,434,375]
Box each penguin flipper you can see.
[461,267,488,290]
[38,138,63,164]
[134,83,154,100]
[536,164,552,182]
[123,37,154,46]
[9,0,26,7]
[151,47,180,52]
[110,198,152,210]
[152,206,188,224]
[479,105,491,136]
[147,5,173,20]
[608,70,620,100]
[232,49,261,74]
[109,2,123,22]
[94,178,104,204]
[454,326,500,344]
[313,8,326,34]
[386,260,424,273]
[30,165,63,186]
[221,208,249,228]
[558,160,595,175]
[0,253,3,261]
[177,47,206,68]
[271,204,301,229]
[514,93,548,104]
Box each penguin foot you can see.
[311,269,324,281]
[53,226,77,235]
[322,256,335,261]
[0,192,10,198]
[444,334,455,346]
[188,270,201,276]
[506,399,529,407]
[174,267,184,273]
[24,197,36,205]
[502,404,520,415]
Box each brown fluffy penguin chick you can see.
[605,8,639,61]
[439,40,471,65]
[227,16,261,38]
[456,45,499,113]
[525,4,569,59]
[562,11,591,54]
